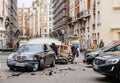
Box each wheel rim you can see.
[33,63,39,71]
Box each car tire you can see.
[33,57,39,72]
[50,60,55,67]
[9,67,14,71]
[39,58,44,70]
[118,70,120,80]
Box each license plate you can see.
[94,65,98,69]
[16,63,23,67]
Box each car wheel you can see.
[33,63,39,72]
[32,57,39,72]
[9,67,14,71]
[50,60,55,67]
[39,59,44,70]
[118,70,120,80]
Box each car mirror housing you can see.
[44,50,49,52]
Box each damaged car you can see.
[84,42,120,65]
[93,51,120,79]
[7,44,55,71]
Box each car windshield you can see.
[17,44,44,53]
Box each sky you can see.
[17,0,35,8]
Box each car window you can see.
[114,45,120,51]
[17,44,44,53]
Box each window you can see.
[44,23,47,27]
[49,23,51,27]
[49,11,51,15]
[49,17,51,21]
[49,29,52,32]
[44,29,47,32]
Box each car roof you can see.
[27,37,62,45]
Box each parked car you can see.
[7,44,56,71]
[84,40,120,56]
[93,51,120,79]
[84,42,120,65]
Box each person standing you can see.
[71,45,79,64]
[99,39,104,48]
[91,40,98,49]
[50,43,58,56]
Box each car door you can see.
[44,44,54,65]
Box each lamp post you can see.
[61,29,65,43]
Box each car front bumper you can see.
[84,57,95,65]
[7,60,37,70]
[93,64,119,77]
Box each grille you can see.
[15,56,27,61]
[94,59,105,65]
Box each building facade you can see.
[29,0,52,38]
[18,8,30,39]
[62,0,120,49]
[51,0,69,44]
[0,0,19,49]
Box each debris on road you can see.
[12,72,21,76]
[82,68,86,71]
[48,70,53,76]
[59,67,76,72]
[31,72,36,75]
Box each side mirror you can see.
[44,50,49,52]
[13,49,17,52]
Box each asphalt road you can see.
[0,52,119,83]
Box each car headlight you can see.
[105,59,119,65]
[7,54,15,61]
[87,52,98,57]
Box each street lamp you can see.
[61,30,65,43]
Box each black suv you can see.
[93,52,120,79]
[84,42,120,65]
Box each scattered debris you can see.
[48,71,53,76]
[12,72,21,76]
[59,67,76,72]
[82,68,86,71]
[31,72,36,75]
[54,71,56,74]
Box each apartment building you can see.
[18,8,30,38]
[0,0,19,49]
[51,0,69,44]
[10,0,19,48]
[66,0,120,49]
[29,0,52,38]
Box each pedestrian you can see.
[91,40,98,49]
[16,42,19,48]
[99,39,104,48]
[71,45,79,64]
[50,43,58,56]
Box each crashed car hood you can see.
[87,50,102,55]
[13,52,38,57]
[96,51,120,60]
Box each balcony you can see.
[77,10,91,19]
[77,11,83,18]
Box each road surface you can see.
[0,52,119,83]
